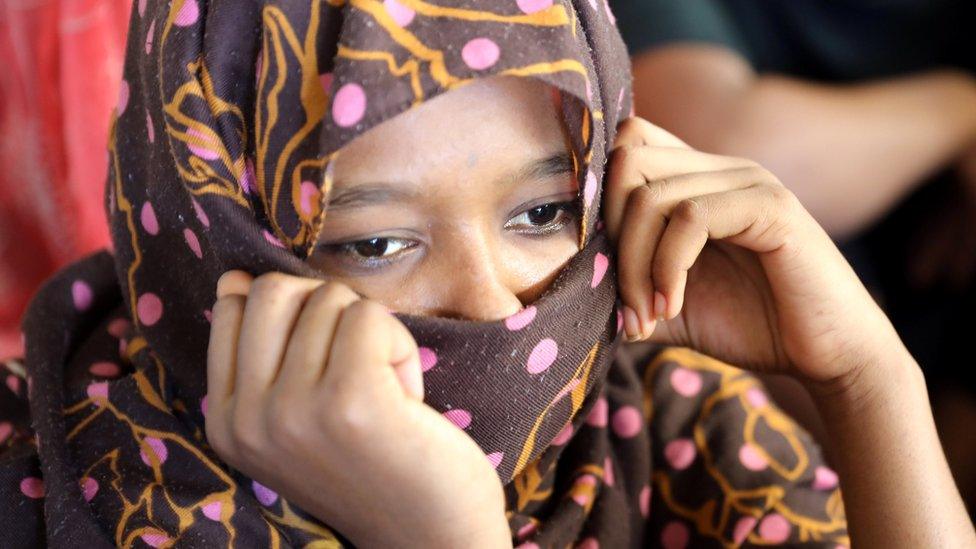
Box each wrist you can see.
[804,342,925,422]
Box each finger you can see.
[616,185,664,340]
[603,149,756,241]
[322,301,423,401]
[653,184,798,320]
[207,294,246,402]
[234,273,324,398]
[614,117,691,150]
[275,282,361,394]
[217,270,254,299]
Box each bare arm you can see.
[630,45,976,237]
[810,347,975,547]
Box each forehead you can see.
[332,77,565,174]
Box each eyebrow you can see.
[326,152,575,211]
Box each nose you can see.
[421,232,524,322]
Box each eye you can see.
[314,236,419,272]
[505,201,577,235]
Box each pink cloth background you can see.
[0,0,130,358]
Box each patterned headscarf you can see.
[9,0,655,546]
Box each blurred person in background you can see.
[611,0,976,514]
[0,0,130,358]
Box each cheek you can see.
[507,233,580,299]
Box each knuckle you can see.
[266,402,305,447]
[229,412,264,459]
[250,272,292,296]
[672,198,704,225]
[629,183,660,211]
[316,280,358,305]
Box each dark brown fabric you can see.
[0,1,849,547]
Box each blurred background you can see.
[0,0,129,357]
[1,0,974,514]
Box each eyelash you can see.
[319,201,578,270]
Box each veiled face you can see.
[308,77,581,321]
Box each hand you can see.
[206,271,511,548]
[604,118,908,385]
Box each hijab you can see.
[5,0,651,546]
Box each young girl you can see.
[1,1,973,547]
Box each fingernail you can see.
[653,292,667,321]
[642,318,657,338]
[622,306,641,341]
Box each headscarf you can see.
[5,0,652,546]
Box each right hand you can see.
[206,271,511,548]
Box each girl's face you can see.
[308,77,580,321]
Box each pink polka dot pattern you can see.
[738,443,768,471]
[5,375,18,394]
[669,367,702,397]
[0,421,12,444]
[639,485,651,517]
[106,320,128,338]
[86,382,109,403]
[72,280,93,311]
[200,395,208,416]
[137,293,164,326]
[263,230,286,248]
[145,19,156,54]
[745,386,769,408]
[813,466,839,490]
[186,127,220,160]
[184,228,203,259]
[137,0,147,17]
[551,421,574,445]
[240,159,255,194]
[20,477,44,499]
[146,111,155,143]
[661,521,690,549]
[517,0,553,14]
[486,451,504,468]
[140,202,160,235]
[504,306,537,331]
[320,72,333,94]
[299,181,319,216]
[80,477,99,502]
[603,456,614,486]
[418,347,438,372]
[571,473,597,506]
[89,361,121,378]
[664,438,696,470]
[192,198,210,227]
[332,83,367,127]
[117,80,130,115]
[758,513,791,543]
[576,537,599,549]
[462,38,501,70]
[591,252,609,288]
[517,521,537,541]
[174,0,199,27]
[202,501,222,520]
[140,437,168,466]
[733,516,758,545]
[443,409,472,429]
[383,0,416,26]
[586,396,608,427]
[583,170,598,207]
[516,543,541,549]
[141,531,170,548]
[611,405,642,438]
[252,480,278,506]
[526,338,558,374]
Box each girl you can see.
[1,0,973,547]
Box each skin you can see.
[206,77,976,547]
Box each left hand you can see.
[604,118,907,384]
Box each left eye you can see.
[343,237,414,259]
[505,201,576,234]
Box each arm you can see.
[810,347,974,547]
[630,45,976,237]
[606,118,976,546]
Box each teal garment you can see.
[611,0,974,81]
